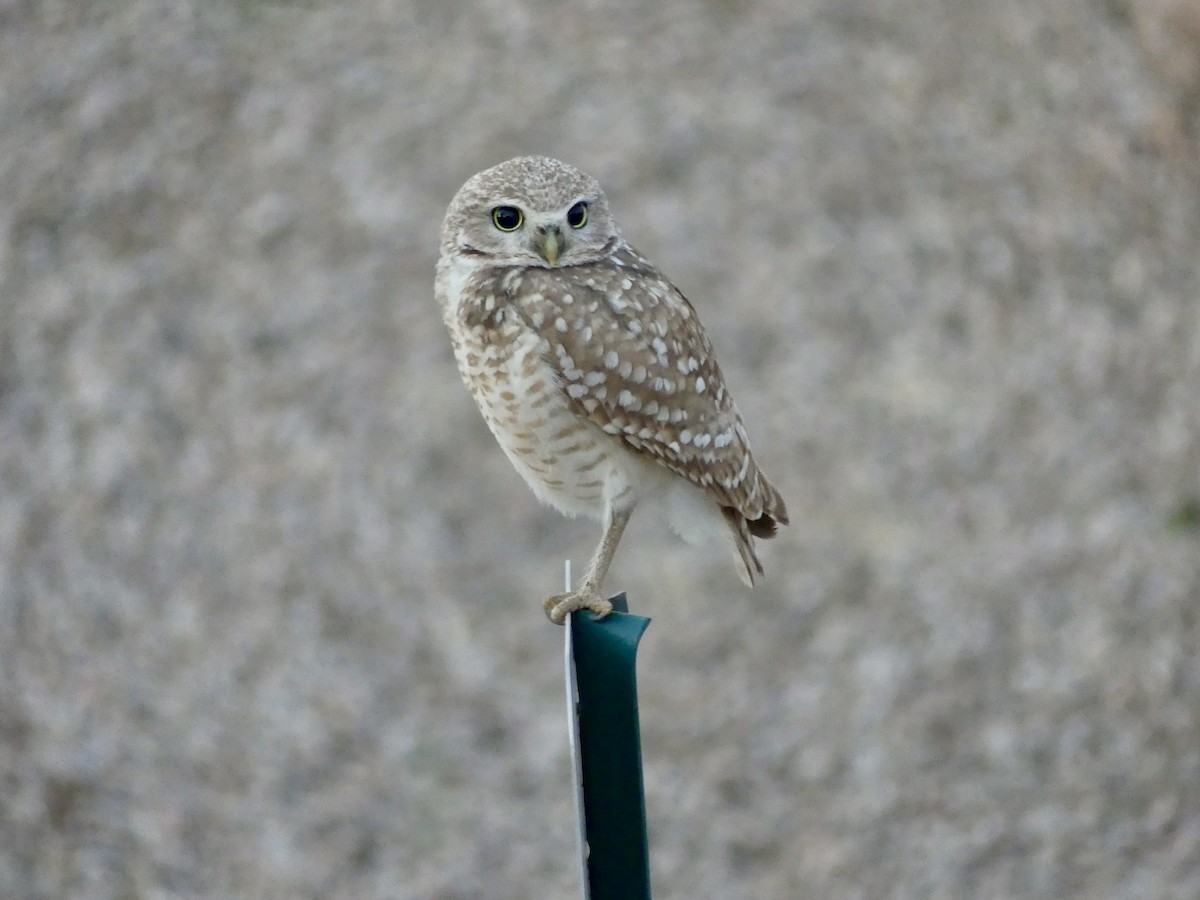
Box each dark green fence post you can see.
[565,594,653,900]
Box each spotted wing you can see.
[505,242,782,524]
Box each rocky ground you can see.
[2,1,1199,897]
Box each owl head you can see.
[440,156,621,268]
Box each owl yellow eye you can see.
[491,206,524,232]
[566,201,588,229]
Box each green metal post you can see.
[566,594,653,900]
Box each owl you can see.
[436,156,787,623]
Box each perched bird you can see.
[436,156,787,623]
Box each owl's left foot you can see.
[543,586,613,625]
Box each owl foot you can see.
[543,587,613,625]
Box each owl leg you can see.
[543,504,633,625]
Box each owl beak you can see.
[535,228,561,266]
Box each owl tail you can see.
[722,506,763,587]
[721,473,788,587]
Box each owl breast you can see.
[438,262,640,520]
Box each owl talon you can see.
[544,590,614,625]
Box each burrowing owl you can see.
[436,156,787,623]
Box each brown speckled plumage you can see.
[436,156,786,622]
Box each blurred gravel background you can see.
[2,1,1199,897]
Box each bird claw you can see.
[543,589,614,625]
